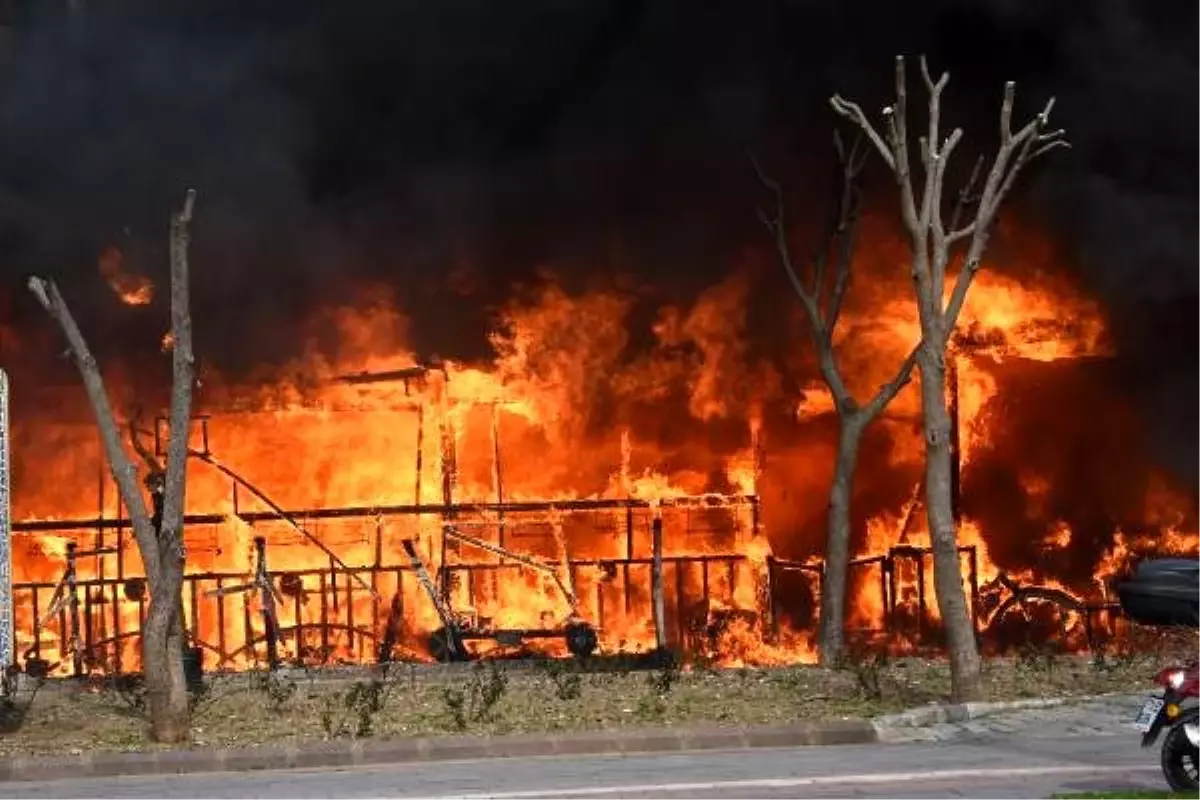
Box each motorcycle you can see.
[1133,661,1199,791]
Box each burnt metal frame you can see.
[205,536,283,669]
[12,361,1104,674]
[15,397,765,673]
[15,527,1122,675]
[14,549,764,675]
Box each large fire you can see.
[7,216,1198,676]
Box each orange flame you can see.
[98,246,154,306]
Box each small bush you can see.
[541,660,583,702]
[320,666,400,739]
[647,653,681,697]
[249,670,297,715]
[439,661,510,731]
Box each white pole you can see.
[0,369,12,693]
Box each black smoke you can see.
[0,0,1195,478]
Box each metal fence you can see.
[13,496,773,676]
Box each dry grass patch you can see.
[0,642,1188,758]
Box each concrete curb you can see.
[0,719,878,783]
[871,692,1140,731]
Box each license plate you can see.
[1134,697,1165,733]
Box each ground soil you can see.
[1,633,1194,757]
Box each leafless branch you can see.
[861,342,920,420]
[828,95,894,170]
[129,406,163,475]
[1000,81,1015,144]
[946,156,985,245]
[941,86,1067,340]
[749,151,816,311]
[825,130,867,334]
[750,142,866,412]
[27,276,162,581]
[919,54,949,96]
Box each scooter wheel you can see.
[1160,717,1200,792]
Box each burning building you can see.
[7,214,1197,678]
[0,3,1196,678]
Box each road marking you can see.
[434,763,1160,799]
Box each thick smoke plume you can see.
[0,0,1194,480]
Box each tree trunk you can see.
[143,189,197,742]
[142,571,189,742]
[817,415,865,666]
[28,190,199,744]
[917,348,982,702]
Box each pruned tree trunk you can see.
[917,347,981,699]
[830,54,1067,701]
[140,189,197,742]
[28,189,198,742]
[817,415,864,665]
[753,134,919,667]
[141,582,188,741]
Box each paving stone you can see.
[876,693,1145,744]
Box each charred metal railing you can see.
[767,545,982,645]
[11,386,771,676]
[5,363,1125,676]
[13,547,761,676]
[12,491,766,677]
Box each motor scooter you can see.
[1133,661,1198,791]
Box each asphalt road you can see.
[0,732,1171,799]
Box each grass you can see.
[0,650,1179,757]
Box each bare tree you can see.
[28,189,198,741]
[831,55,1068,700]
[752,134,921,666]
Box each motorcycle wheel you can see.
[1160,719,1200,792]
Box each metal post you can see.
[83,587,93,667]
[438,390,458,606]
[414,403,424,506]
[214,577,226,668]
[883,556,895,633]
[319,573,330,660]
[916,555,926,641]
[490,404,506,554]
[625,506,634,560]
[254,537,279,670]
[116,492,125,582]
[346,570,355,659]
[96,455,105,582]
[111,582,122,673]
[651,514,666,652]
[66,543,82,676]
[766,557,778,637]
[750,421,762,540]
[374,516,383,569]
